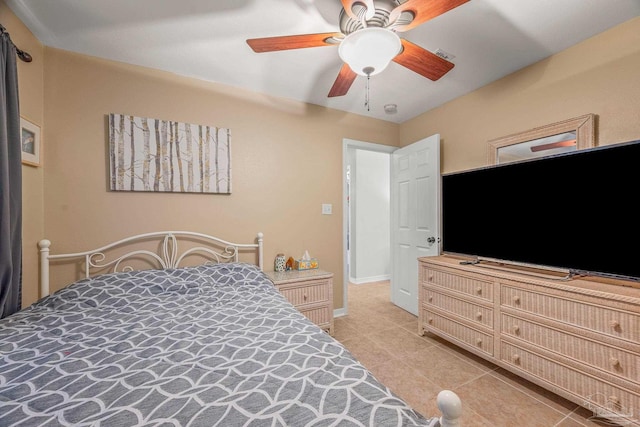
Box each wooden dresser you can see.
[266,269,334,335]
[419,255,640,426]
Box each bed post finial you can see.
[257,232,264,270]
[437,390,462,427]
[38,239,51,298]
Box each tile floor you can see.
[333,281,624,427]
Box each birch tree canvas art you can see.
[108,114,231,194]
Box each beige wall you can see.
[0,1,44,308]
[42,49,399,308]
[401,16,640,174]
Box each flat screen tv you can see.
[441,139,640,282]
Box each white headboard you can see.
[38,231,264,297]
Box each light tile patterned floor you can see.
[333,281,619,427]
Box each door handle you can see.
[427,236,436,245]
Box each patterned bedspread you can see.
[0,263,436,426]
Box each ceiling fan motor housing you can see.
[339,0,413,34]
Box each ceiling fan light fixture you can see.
[338,27,401,76]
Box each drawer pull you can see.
[609,320,620,329]
[512,325,520,334]
[428,275,434,281]
[609,357,620,367]
[303,294,308,301]
[476,287,482,295]
[475,338,482,346]
[513,354,520,363]
[476,312,482,320]
[428,317,434,324]
[428,296,433,302]
[512,296,521,304]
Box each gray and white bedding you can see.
[0,263,436,426]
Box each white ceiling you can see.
[7,0,640,123]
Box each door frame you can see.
[340,138,396,317]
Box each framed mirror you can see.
[488,114,596,165]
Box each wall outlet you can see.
[322,204,332,215]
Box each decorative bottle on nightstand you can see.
[274,253,286,272]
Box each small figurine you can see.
[286,256,295,271]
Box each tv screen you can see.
[441,140,640,281]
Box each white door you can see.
[390,134,441,315]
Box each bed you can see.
[0,231,462,426]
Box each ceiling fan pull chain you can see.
[365,74,370,111]
[364,66,374,111]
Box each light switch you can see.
[322,204,332,215]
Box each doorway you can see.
[347,149,391,285]
[341,136,441,317]
[341,139,396,317]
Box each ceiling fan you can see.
[247,0,469,98]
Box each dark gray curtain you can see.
[0,26,22,319]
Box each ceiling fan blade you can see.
[328,63,358,97]
[340,0,375,20]
[247,32,343,52]
[393,39,454,81]
[389,0,470,32]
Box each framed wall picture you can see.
[108,114,232,194]
[21,117,41,167]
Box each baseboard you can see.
[334,307,347,318]
[349,274,390,285]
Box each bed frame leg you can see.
[437,390,462,427]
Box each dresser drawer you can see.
[299,306,331,329]
[422,266,494,302]
[501,285,640,343]
[277,279,330,306]
[501,313,639,384]
[266,270,334,336]
[500,341,640,424]
[424,288,493,328]
[423,309,493,357]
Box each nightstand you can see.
[265,269,334,336]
